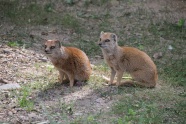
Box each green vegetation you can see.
[113,102,161,124]
[163,59,186,86]
[62,39,100,56]
[17,87,34,111]
[0,0,185,123]
[177,18,185,28]
[7,40,23,47]
[61,14,82,33]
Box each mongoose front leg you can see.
[66,73,75,87]
[116,71,124,86]
[59,71,65,83]
[109,67,116,85]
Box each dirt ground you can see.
[0,0,186,123]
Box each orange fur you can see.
[98,32,158,88]
[44,40,92,87]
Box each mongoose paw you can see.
[102,82,110,86]
[74,81,84,87]
[102,82,116,86]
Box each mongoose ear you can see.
[100,31,104,36]
[55,40,61,48]
[111,33,117,42]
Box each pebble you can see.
[0,83,21,90]
[38,58,48,62]
[96,98,105,103]
[37,120,50,124]
[3,49,12,54]
[110,0,120,6]
[153,52,163,59]
[0,54,5,58]
[28,112,37,118]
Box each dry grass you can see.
[0,0,185,123]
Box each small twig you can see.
[0,78,9,84]
[122,77,132,79]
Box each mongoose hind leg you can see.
[120,80,156,88]
[59,71,65,83]
[131,71,156,88]
[59,71,69,83]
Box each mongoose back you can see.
[98,31,158,88]
[44,40,92,87]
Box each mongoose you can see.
[98,31,158,88]
[44,40,92,87]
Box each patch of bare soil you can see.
[0,43,118,123]
[0,44,45,84]
[144,0,186,23]
[0,0,186,123]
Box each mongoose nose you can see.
[98,43,102,46]
[45,49,49,53]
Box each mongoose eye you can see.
[44,45,47,48]
[51,46,55,49]
[105,39,110,42]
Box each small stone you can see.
[3,49,11,54]
[168,45,173,50]
[5,93,9,98]
[28,112,37,118]
[49,29,57,34]
[0,54,5,58]
[74,112,83,116]
[0,83,21,90]
[19,115,29,121]
[37,121,50,124]
[95,55,102,59]
[39,58,48,62]
[125,94,133,97]
[90,64,96,68]
[41,32,48,35]
[96,98,105,103]
[8,111,13,116]
[110,0,119,6]
[153,52,163,59]
[135,33,142,36]
[29,34,34,39]
[0,78,10,84]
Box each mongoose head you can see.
[98,31,118,50]
[44,40,61,56]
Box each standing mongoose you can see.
[98,31,158,88]
[44,40,92,87]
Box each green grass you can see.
[0,1,79,26]
[162,59,186,86]
[147,21,186,87]
[1,0,185,123]
[62,39,100,57]
[17,87,34,111]
[7,40,25,47]
[89,85,185,124]
[61,14,83,33]
[0,1,48,25]
[83,0,110,7]
[63,0,75,5]
[112,97,162,124]
[6,37,37,48]
[177,18,185,28]
[71,115,100,124]
[59,100,74,116]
